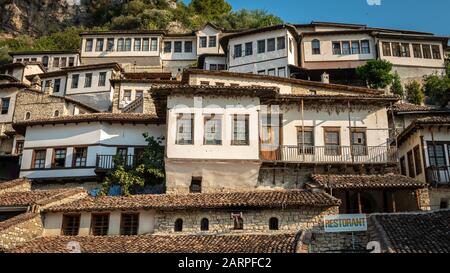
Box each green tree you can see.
[446,59,450,78]
[423,74,450,106]
[190,0,232,18]
[405,81,425,105]
[390,72,404,98]
[101,134,165,196]
[356,60,394,89]
[0,35,34,64]
[34,27,84,51]
[218,9,283,29]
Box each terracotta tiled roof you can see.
[123,72,172,80]
[10,232,301,253]
[0,213,38,232]
[60,63,123,72]
[389,102,449,113]
[397,116,450,145]
[369,210,450,253]
[13,113,164,132]
[9,50,79,56]
[0,178,30,191]
[151,84,280,98]
[277,93,399,102]
[0,188,85,207]
[413,116,450,124]
[45,190,340,213]
[183,69,385,95]
[311,174,427,189]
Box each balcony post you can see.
[301,99,305,162]
[391,191,397,213]
[357,192,362,213]
[348,101,354,164]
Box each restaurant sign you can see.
[324,214,368,233]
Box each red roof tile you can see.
[45,190,340,213]
[10,232,301,253]
[311,174,427,189]
[369,210,450,253]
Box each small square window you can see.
[91,214,110,236]
[62,214,80,236]
[120,213,139,235]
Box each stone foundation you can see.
[428,187,450,210]
[307,231,369,253]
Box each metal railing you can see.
[427,166,450,186]
[96,155,142,170]
[260,145,398,164]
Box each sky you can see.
[184,0,450,36]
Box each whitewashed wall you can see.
[65,69,114,95]
[81,35,162,58]
[20,122,166,179]
[161,37,197,61]
[43,210,156,236]
[12,54,80,72]
[196,25,223,55]
[378,39,445,68]
[302,34,376,63]
[166,95,260,160]
[0,88,17,125]
[282,106,390,147]
[227,29,296,76]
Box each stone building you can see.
[388,103,450,210]
[0,178,87,250]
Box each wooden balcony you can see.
[260,145,398,164]
[95,155,140,171]
[427,166,450,186]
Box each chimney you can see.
[321,72,330,84]
[31,75,42,90]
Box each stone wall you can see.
[155,207,338,234]
[14,90,94,123]
[307,231,369,253]
[111,82,157,115]
[0,213,43,250]
[428,188,450,210]
[416,188,431,211]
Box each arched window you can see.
[232,213,244,230]
[174,218,183,232]
[200,218,209,231]
[25,112,31,120]
[42,56,49,68]
[269,217,279,230]
[312,39,321,55]
[54,110,60,117]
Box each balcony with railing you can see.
[426,166,450,186]
[95,155,141,171]
[260,145,398,164]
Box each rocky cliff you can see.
[0,0,87,36]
